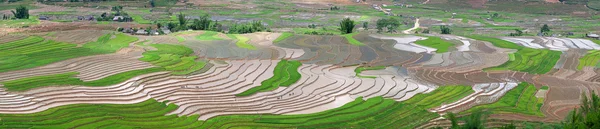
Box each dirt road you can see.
[403,18,420,34]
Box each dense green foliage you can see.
[339,18,355,34]
[82,33,139,53]
[466,35,561,74]
[0,86,472,128]
[228,21,267,34]
[440,25,452,34]
[463,82,545,117]
[236,60,301,96]
[414,36,455,53]
[541,24,551,35]
[11,5,28,19]
[273,32,293,43]
[376,17,400,33]
[189,14,212,30]
[139,44,206,75]
[563,92,600,129]
[577,50,600,70]
[342,32,364,46]
[354,66,386,78]
[1,67,165,91]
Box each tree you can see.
[150,0,155,7]
[563,92,600,129]
[177,12,187,27]
[422,29,430,34]
[339,18,355,34]
[375,18,400,33]
[308,24,317,29]
[541,24,551,35]
[440,25,451,34]
[509,29,523,36]
[363,22,368,30]
[156,23,162,29]
[167,22,177,31]
[11,6,29,19]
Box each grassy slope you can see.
[0,86,473,129]
[577,50,600,70]
[273,32,293,43]
[414,36,455,53]
[0,33,138,73]
[342,33,365,46]
[1,67,164,91]
[227,34,257,50]
[236,60,302,96]
[139,44,207,75]
[466,35,561,74]
[195,31,224,41]
[354,66,386,78]
[462,82,545,117]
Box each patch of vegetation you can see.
[139,44,206,75]
[463,82,545,117]
[83,33,139,53]
[273,32,293,43]
[339,18,355,34]
[577,50,600,70]
[195,31,224,41]
[0,34,138,73]
[0,99,204,128]
[414,36,455,53]
[466,35,560,74]
[342,33,364,46]
[0,85,472,128]
[0,16,39,27]
[130,14,152,24]
[1,67,165,91]
[206,86,472,128]
[227,34,256,50]
[236,60,301,96]
[354,66,386,78]
[563,91,600,129]
[176,36,185,42]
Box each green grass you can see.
[130,14,152,24]
[176,36,185,42]
[203,85,472,129]
[236,60,302,96]
[577,50,600,70]
[0,34,138,73]
[414,36,455,53]
[195,31,224,41]
[227,34,256,50]
[463,82,545,117]
[139,44,207,75]
[83,33,139,53]
[540,86,549,90]
[38,11,75,15]
[466,35,561,74]
[342,33,364,46]
[0,99,204,129]
[0,85,472,128]
[354,66,386,78]
[273,32,293,43]
[0,16,40,27]
[1,67,165,91]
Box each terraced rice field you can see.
[1,30,598,128]
[467,35,562,74]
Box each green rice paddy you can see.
[463,82,545,117]
[236,59,302,97]
[354,66,386,78]
[343,33,364,46]
[140,44,207,75]
[273,32,293,43]
[195,31,224,41]
[577,50,600,70]
[0,85,473,129]
[228,34,257,50]
[467,35,561,74]
[414,36,455,53]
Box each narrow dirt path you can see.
[423,0,430,4]
[403,18,420,34]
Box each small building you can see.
[135,30,148,35]
[122,28,134,33]
[587,33,600,39]
[113,16,124,21]
[38,16,49,20]
[161,29,172,34]
[149,30,159,35]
